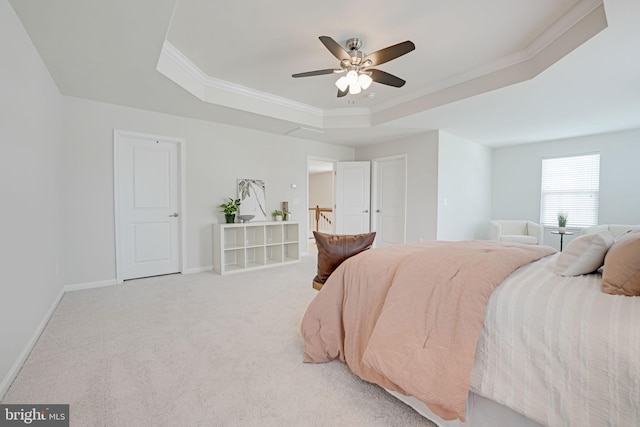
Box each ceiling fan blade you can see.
[369,69,406,87]
[337,88,348,97]
[319,36,351,61]
[292,69,341,78]
[364,41,415,67]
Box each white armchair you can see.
[489,220,544,245]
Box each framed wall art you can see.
[237,178,267,221]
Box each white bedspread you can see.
[471,253,640,427]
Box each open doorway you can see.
[307,158,336,254]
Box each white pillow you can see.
[554,231,615,276]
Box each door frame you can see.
[113,129,187,283]
[371,154,407,245]
[306,156,337,246]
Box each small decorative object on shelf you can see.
[237,214,255,223]
[557,212,568,233]
[282,201,290,221]
[272,209,284,221]
[219,197,241,223]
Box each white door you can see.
[373,156,406,246]
[335,161,371,234]
[115,131,182,281]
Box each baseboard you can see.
[0,288,65,400]
[63,270,214,290]
[185,265,213,274]
[64,279,117,292]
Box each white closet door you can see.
[335,161,371,234]
[116,131,181,281]
[372,156,406,246]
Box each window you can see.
[540,153,600,228]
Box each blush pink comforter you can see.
[301,240,555,421]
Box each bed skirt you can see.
[386,390,544,427]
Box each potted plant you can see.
[272,209,284,221]
[220,198,241,223]
[557,212,568,233]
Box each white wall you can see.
[59,97,354,284]
[308,172,334,209]
[0,0,64,396]
[493,129,640,250]
[437,131,493,240]
[356,132,439,242]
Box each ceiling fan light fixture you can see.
[335,76,349,92]
[358,73,372,90]
[346,70,359,86]
[348,83,362,95]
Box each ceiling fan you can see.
[292,36,415,97]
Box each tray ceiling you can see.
[10,0,640,147]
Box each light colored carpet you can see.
[2,252,435,426]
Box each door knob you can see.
[363,210,369,213]
[376,209,381,213]
[169,212,179,217]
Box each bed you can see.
[301,232,640,427]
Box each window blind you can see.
[540,153,600,228]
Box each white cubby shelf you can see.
[213,221,300,274]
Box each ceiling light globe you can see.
[358,73,373,90]
[346,70,358,86]
[349,83,362,95]
[335,76,348,92]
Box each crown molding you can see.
[525,0,604,57]
[371,0,606,114]
[158,41,325,128]
[161,41,323,116]
[158,0,606,134]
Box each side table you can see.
[550,230,574,251]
